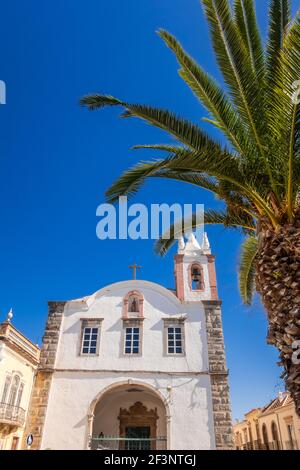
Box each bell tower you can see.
[174,232,218,302]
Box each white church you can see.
[24,233,233,450]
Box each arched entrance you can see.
[89,382,168,450]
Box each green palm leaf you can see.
[80,94,223,153]
[201,0,278,196]
[233,0,265,79]
[155,209,256,255]
[267,0,291,76]
[158,29,251,156]
[238,235,259,304]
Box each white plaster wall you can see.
[41,372,216,450]
[55,280,209,373]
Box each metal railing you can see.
[253,440,263,450]
[90,435,167,451]
[0,402,25,426]
[238,440,283,451]
[269,441,281,450]
[285,440,298,450]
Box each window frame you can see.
[1,373,25,408]
[80,319,103,356]
[163,319,186,356]
[1,374,12,403]
[122,319,143,357]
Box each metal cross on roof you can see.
[129,263,142,280]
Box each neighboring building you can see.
[24,233,233,450]
[233,408,262,450]
[233,392,300,450]
[0,311,40,450]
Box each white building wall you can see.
[41,279,216,450]
[41,372,215,450]
[54,281,209,373]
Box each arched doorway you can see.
[89,382,168,450]
[262,423,269,450]
[271,421,280,450]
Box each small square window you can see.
[166,325,184,355]
[124,326,140,354]
[81,325,100,355]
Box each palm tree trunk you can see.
[256,225,300,415]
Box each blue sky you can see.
[0,0,297,420]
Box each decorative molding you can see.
[118,401,158,450]
[123,290,144,319]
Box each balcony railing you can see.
[268,441,281,450]
[90,435,167,451]
[0,402,25,427]
[238,440,282,451]
[285,440,298,450]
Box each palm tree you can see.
[81,0,300,414]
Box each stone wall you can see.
[204,300,234,450]
[22,302,65,450]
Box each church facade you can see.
[24,233,233,450]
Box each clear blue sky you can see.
[0,0,297,420]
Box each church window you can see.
[167,327,183,354]
[82,327,99,354]
[124,327,140,354]
[80,319,103,356]
[163,319,185,356]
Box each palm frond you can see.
[158,29,250,156]
[201,0,278,196]
[267,0,291,76]
[233,0,265,78]
[238,235,259,304]
[132,144,185,153]
[81,94,223,153]
[266,14,300,218]
[155,209,256,255]
[106,145,279,226]
[283,17,300,219]
[105,146,246,204]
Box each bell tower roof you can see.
[177,232,211,255]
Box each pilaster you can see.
[204,301,234,450]
[22,301,65,450]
